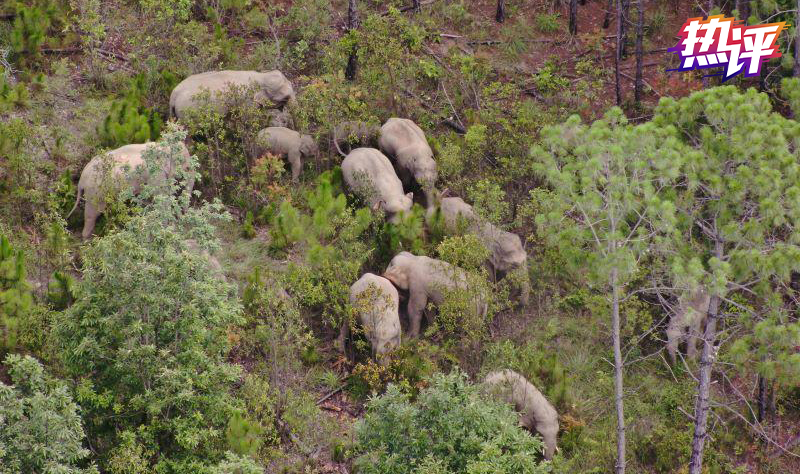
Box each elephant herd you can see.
[64,69,709,461]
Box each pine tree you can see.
[531,108,676,474]
[10,2,52,67]
[0,235,34,352]
[648,86,800,474]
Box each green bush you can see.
[10,2,52,67]
[352,370,550,473]
[97,98,163,148]
[52,127,242,471]
[0,234,35,352]
[0,354,98,473]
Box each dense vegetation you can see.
[1,1,799,473]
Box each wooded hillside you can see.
[1,1,799,473]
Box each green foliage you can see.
[241,210,256,239]
[0,75,29,111]
[436,234,490,272]
[10,1,53,67]
[352,370,550,474]
[225,411,264,458]
[535,13,561,33]
[52,127,241,471]
[275,172,374,326]
[0,354,98,474]
[47,270,75,310]
[379,203,427,258]
[97,98,162,149]
[0,234,34,352]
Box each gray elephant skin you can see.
[251,127,317,182]
[339,273,402,364]
[382,251,487,338]
[332,121,381,156]
[428,196,529,304]
[68,142,193,239]
[342,148,413,223]
[666,288,710,364]
[378,118,437,206]
[169,70,295,119]
[484,369,559,460]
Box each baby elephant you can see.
[251,127,317,182]
[342,148,412,223]
[170,70,295,119]
[332,121,381,156]
[484,369,559,460]
[378,118,438,206]
[382,251,487,338]
[339,273,402,364]
[68,142,193,239]
[428,197,529,304]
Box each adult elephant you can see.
[169,70,295,119]
[67,142,194,239]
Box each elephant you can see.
[483,369,559,460]
[666,288,710,364]
[332,121,381,156]
[169,70,295,119]
[250,127,318,182]
[338,273,402,365]
[382,251,487,338]
[378,118,438,206]
[341,148,413,223]
[67,142,193,239]
[427,196,529,304]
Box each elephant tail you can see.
[66,184,83,219]
[332,128,347,157]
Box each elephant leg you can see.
[665,313,685,364]
[288,151,301,182]
[407,290,428,338]
[81,200,102,240]
[687,312,704,361]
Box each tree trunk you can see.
[496,0,506,23]
[736,0,749,23]
[603,0,613,28]
[707,0,714,14]
[345,0,358,81]
[612,268,627,474]
[412,0,420,13]
[615,0,622,105]
[794,0,800,77]
[569,0,578,35]
[620,0,629,58]
[634,0,644,106]
[688,241,724,474]
[757,374,767,423]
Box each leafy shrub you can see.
[10,2,52,67]
[435,234,490,272]
[0,354,98,473]
[0,75,29,111]
[97,98,163,148]
[352,370,550,473]
[0,234,35,352]
[378,203,428,259]
[52,127,242,471]
[274,172,374,326]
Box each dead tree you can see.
[345,0,358,81]
[620,0,630,58]
[569,0,578,35]
[496,0,506,23]
[634,0,644,106]
[603,0,613,28]
[412,0,420,13]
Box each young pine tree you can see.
[531,108,679,474]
